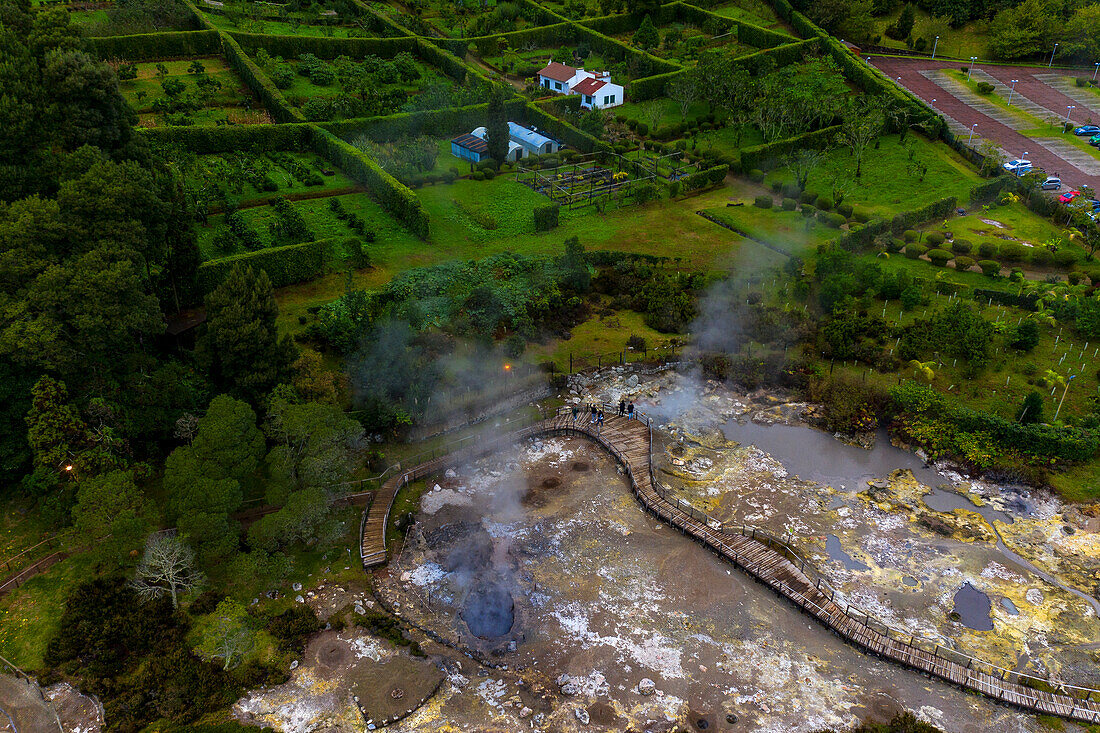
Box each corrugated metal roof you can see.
[508,121,554,148]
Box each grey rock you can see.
[290,660,299,670]
[574,708,590,725]
[637,678,656,696]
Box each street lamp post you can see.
[1007,79,1019,106]
[1017,152,1029,177]
[968,123,977,144]
[1064,105,1075,131]
[966,57,978,81]
[931,35,939,60]
[1049,43,1059,68]
[1094,62,1100,81]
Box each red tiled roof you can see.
[538,61,576,82]
[572,77,607,96]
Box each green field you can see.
[115,56,269,127]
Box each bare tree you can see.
[641,100,665,133]
[666,73,698,121]
[132,533,204,609]
[837,100,884,178]
[785,148,828,191]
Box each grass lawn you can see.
[482,49,613,75]
[767,133,983,218]
[526,307,671,371]
[872,7,989,61]
[273,184,753,335]
[201,12,368,37]
[707,0,784,29]
[939,200,1080,256]
[0,554,94,671]
[114,57,269,127]
[700,202,838,256]
[616,98,713,124]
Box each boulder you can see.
[575,708,590,725]
[638,678,656,696]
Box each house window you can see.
[555,81,562,90]
[543,78,550,88]
[584,95,592,105]
[604,94,615,105]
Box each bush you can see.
[816,195,833,211]
[999,242,1026,261]
[836,202,853,218]
[905,243,927,259]
[1077,77,1089,87]
[1030,247,1053,266]
[901,229,918,243]
[821,211,846,228]
[925,231,945,247]
[978,259,1001,277]
[927,248,952,266]
[800,189,818,205]
[976,81,995,94]
[748,168,765,183]
[852,207,871,223]
[471,170,486,181]
[951,239,972,255]
[953,255,975,271]
[801,204,817,218]
[978,240,998,258]
[781,197,798,211]
[635,122,649,137]
[754,195,773,209]
[1053,249,1078,267]
[1068,270,1084,285]
[770,179,783,193]
[533,203,560,232]
[781,182,801,199]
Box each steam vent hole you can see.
[461,580,515,638]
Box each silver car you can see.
[1039,176,1061,190]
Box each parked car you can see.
[1039,176,1062,190]
[1090,133,1100,147]
[1073,125,1100,136]
[1059,190,1082,203]
[1003,159,1032,174]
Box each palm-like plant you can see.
[909,360,935,382]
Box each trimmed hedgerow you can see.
[739,125,839,172]
[139,124,312,153]
[228,32,417,61]
[754,195,773,208]
[196,239,328,293]
[679,164,728,192]
[86,30,217,60]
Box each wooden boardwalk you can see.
[359,408,1100,724]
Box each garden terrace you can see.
[193,0,396,38]
[517,152,660,209]
[110,55,272,126]
[377,0,561,40]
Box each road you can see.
[870,56,1100,191]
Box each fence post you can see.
[569,353,573,373]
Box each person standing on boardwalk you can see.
[618,398,625,416]
[590,404,597,423]
[572,404,579,422]
[597,410,604,435]
[627,402,634,420]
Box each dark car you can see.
[1074,125,1100,136]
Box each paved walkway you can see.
[871,56,1100,190]
[358,407,1100,724]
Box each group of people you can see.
[570,398,637,435]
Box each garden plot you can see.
[250,47,460,121]
[481,47,615,80]
[68,0,195,35]
[384,0,552,39]
[608,19,751,64]
[195,192,417,262]
[196,0,389,38]
[705,0,784,28]
[111,56,270,127]
[180,151,359,211]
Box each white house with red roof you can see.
[536,61,624,109]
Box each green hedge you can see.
[834,196,956,251]
[196,239,328,293]
[534,203,560,231]
[678,164,728,192]
[228,32,417,61]
[139,123,313,153]
[739,124,839,172]
[569,22,680,76]
[346,0,414,36]
[219,33,304,123]
[323,98,527,143]
[86,30,219,60]
[310,127,429,238]
[969,174,1016,203]
[520,102,601,153]
[628,69,687,102]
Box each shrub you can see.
[887,237,905,252]
[821,211,846,228]
[471,170,486,181]
[533,203,560,232]
[754,195,773,209]
[635,122,649,137]
[978,240,998,258]
[800,189,818,205]
[781,197,798,211]
[1068,270,1085,285]
[978,259,1001,277]
[954,255,975,271]
[951,239,972,254]
[927,248,952,266]
[781,182,801,199]
[836,202,853,218]
[999,242,1026,261]
[1030,247,1053,266]
[801,204,817,218]
[770,179,783,193]
[905,244,927,259]
[748,169,765,183]
[815,195,833,211]
[925,231,945,247]
[852,207,871,223]
[1077,77,1089,87]
[1053,249,1077,267]
[976,81,995,94]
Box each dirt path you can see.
[871,56,1100,190]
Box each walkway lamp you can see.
[1094,62,1100,81]
[966,57,977,81]
[1065,105,1075,131]
[1049,43,1059,68]
[1007,79,1018,107]
[931,35,939,59]
[968,124,977,144]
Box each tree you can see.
[264,397,364,492]
[837,99,884,179]
[72,468,145,545]
[1009,318,1040,351]
[291,349,345,405]
[132,533,204,609]
[196,599,254,670]
[189,394,265,483]
[666,73,698,121]
[1017,390,1044,424]
[785,149,827,191]
[987,0,1061,60]
[485,84,510,164]
[196,264,295,403]
[1062,4,1100,61]
[839,0,876,41]
[633,14,659,50]
[886,3,915,40]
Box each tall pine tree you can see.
[485,84,511,163]
[196,264,295,403]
